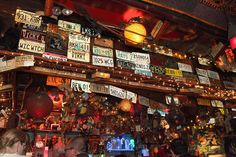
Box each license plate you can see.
[93,46,113,57]
[21,29,46,43]
[69,33,90,43]
[15,9,42,27]
[68,41,90,52]
[18,39,45,54]
[58,20,81,33]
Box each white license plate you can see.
[68,41,90,52]
[15,9,42,27]
[18,39,45,54]
[58,20,81,33]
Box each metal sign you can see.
[207,70,220,80]
[139,95,149,107]
[93,46,113,57]
[92,55,114,67]
[198,76,210,85]
[135,69,153,77]
[94,38,113,48]
[68,41,90,53]
[126,91,137,103]
[135,63,150,71]
[196,68,208,77]
[18,39,45,54]
[58,20,81,33]
[67,49,90,62]
[71,80,91,93]
[21,29,46,43]
[165,68,183,77]
[150,65,165,75]
[15,9,42,27]
[116,59,135,70]
[131,52,150,64]
[69,33,90,43]
[43,52,67,62]
[90,83,110,94]
[109,85,126,99]
[178,62,193,73]
[116,50,132,61]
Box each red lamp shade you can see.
[25,92,53,119]
[230,36,236,50]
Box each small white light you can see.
[52,6,62,16]
[62,8,73,16]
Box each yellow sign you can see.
[165,68,183,77]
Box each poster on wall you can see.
[45,24,68,56]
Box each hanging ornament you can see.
[118,99,132,112]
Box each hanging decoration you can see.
[118,99,132,112]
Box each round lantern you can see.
[118,99,132,112]
[230,36,236,57]
[25,91,53,119]
[124,22,146,44]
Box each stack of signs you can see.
[44,22,69,61]
[92,38,114,67]
[18,29,46,54]
[133,52,152,76]
[116,50,135,70]
[196,68,221,86]
[196,68,210,85]
[16,9,45,55]
[67,33,90,62]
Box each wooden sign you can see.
[109,85,126,99]
[90,83,109,94]
[18,39,45,54]
[46,24,68,56]
[93,46,113,57]
[15,9,42,27]
[196,68,208,77]
[15,55,34,67]
[71,80,91,93]
[207,70,220,80]
[43,52,67,62]
[67,49,90,62]
[138,95,149,107]
[94,38,113,48]
[197,98,211,106]
[21,29,46,43]
[165,68,183,77]
[178,62,193,73]
[116,59,135,70]
[126,91,137,103]
[58,20,81,33]
[116,50,132,61]
[46,76,71,86]
[92,55,114,67]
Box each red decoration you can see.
[25,92,53,119]
[230,36,236,50]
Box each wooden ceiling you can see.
[0,0,235,56]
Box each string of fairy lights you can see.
[0,44,235,102]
